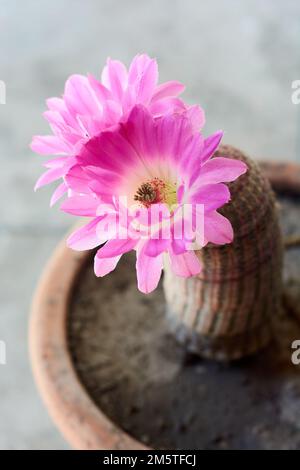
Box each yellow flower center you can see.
[134,178,177,209]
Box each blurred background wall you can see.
[0,0,299,449]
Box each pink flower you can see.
[63,105,247,293]
[31,54,204,205]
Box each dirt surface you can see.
[68,194,300,450]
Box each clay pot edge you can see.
[29,239,147,450]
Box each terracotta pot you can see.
[30,243,147,450]
[29,161,299,450]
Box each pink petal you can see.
[122,84,136,115]
[60,129,83,147]
[151,81,185,102]
[84,164,122,180]
[101,59,127,100]
[143,237,170,257]
[76,114,99,138]
[128,54,158,104]
[34,166,66,191]
[201,130,223,164]
[46,97,66,112]
[43,110,66,130]
[87,177,122,198]
[60,194,99,216]
[180,132,205,179]
[31,135,71,155]
[94,253,121,277]
[64,74,98,116]
[190,183,231,211]
[87,73,113,103]
[186,105,205,131]
[43,156,71,168]
[177,184,185,204]
[204,211,233,245]
[64,165,92,194]
[46,97,79,129]
[102,100,122,126]
[84,126,138,172]
[171,239,187,255]
[154,111,191,164]
[97,238,138,258]
[136,250,163,294]
[50,182,67,207]
[169,251,202,277]
[95,212,124,240]
[192,157,248,187]
[67,217,104,251]
[124,105,157,159]
[128,54,151,84]
[149,97,186,116]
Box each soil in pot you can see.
[68,192,300,450]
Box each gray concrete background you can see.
[0,0,299,450]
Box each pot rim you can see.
[29,161,300,450]
[30,240,148,450]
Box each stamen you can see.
[134,183,157,205]
[134,178,177,208]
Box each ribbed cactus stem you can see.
[163,146,283,360]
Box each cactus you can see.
[163,145,283,360]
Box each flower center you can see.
[134,178,177,208]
